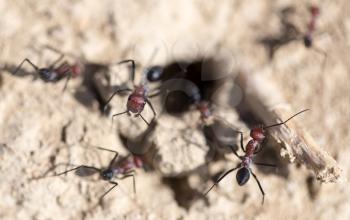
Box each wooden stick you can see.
[236,71,342,182]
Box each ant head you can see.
[236,167,250,186]
[303,35,313,48]
[133,156,144,168]
[250,127,266,143]
[310,5,320,16]
[146,66,163,82]
[196,101,212,119]
[71,63,84,77]
[101,169,113,180]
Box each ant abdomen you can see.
[146,66,163,82]
[39,68,59,82]
[303,35,313,48]
[236,167,250,186]
[101,169,113,180]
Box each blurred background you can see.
[0,0,350,219]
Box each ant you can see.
[204,109,309,205]
[56,147,143,201]
[13,46,83,91]
[293,5,327,64]
[104,59,159,126]
[259,5,326,62]
[303,5,320,48]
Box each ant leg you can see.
[112,110,129,123]
[48,50,65,69]
[138,114,150,126]
[145,98,157,120]
[204,164,241,196]
[148,89,162,98]
[62,73,71,92]
[95,147,119,168]
[213,115,245,153]
[254,162,277,168]
[119,171,136,195]
[104,88,133,112]
[249,168,265,205]
[99,181,119,201]
[235,130,245,153]
[55,165,100,176]
[228,145,242,160]
[42,45,78,60]
[313,47,327,72]
[29,162,75,180]
[118,59,136,85]
[55,61,72,92]
[253,144,263,154]
[61,69,72,92]
[13,58,39,75]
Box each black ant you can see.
[13,46,83,91]
[145,65,213,122]
[56,147,143,201]
[204,109,309,205]
[104,59,160,126]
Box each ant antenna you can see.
[263,109,310,129]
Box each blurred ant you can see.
[204,109,309,205]
[145,64,214,123]
[260,5,326,63]
[56,147,143,201]
[104,59,160,126]
[13,46,83,91]
[297,5,328,69]
[303,5,320,48]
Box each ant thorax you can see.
[242,156,252,168]
[245,139,259,156]
[134,85,148,96]
[114,157,140,175]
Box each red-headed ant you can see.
[104,59,160,126]
[204,109,309,205]
[13,46,83,91]
[56,147,143,201]
[260,5,326,63]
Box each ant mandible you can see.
[104,59,160,126]
[204,109,309,205]
[56,147,143,201]
[13,46,83,91]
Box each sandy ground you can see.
[1,0,350,219]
